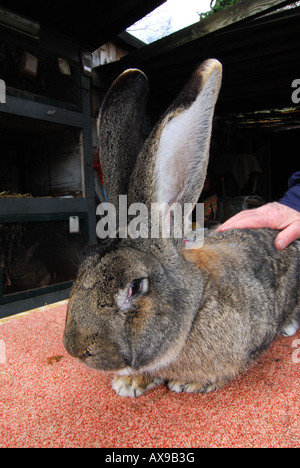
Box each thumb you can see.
[274,221,300,250]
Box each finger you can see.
[217,210,271,232]
[217,211,253,231]
[274,221,300,250]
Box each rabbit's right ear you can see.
[98,69,149,209]
[128,59,222,240]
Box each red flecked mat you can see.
[0,302,299,448]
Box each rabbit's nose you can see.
[63,331,81,358]
[78,349,93,360]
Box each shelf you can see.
[0,94,87,128]
[0,196,93,215]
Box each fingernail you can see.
[275,239,285,250]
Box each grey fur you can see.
[63,60,300,397]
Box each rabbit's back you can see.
[183,228,299,338]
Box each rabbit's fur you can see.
[64,60,300,397]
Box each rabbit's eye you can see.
[127,278,148,299]
[128,280,142,298]
[117,277,148,311]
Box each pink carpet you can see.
[0,302,299,448]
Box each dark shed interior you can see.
[0,0,166,316]
[94,0,300,221]
[0,0,299,316]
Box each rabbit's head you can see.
[63,60,222,374]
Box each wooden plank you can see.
[141,28,299,76]
[101,0,294,70]
[0,95,86,128]
[141,6,300,70]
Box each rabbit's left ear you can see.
[154,59,222,210]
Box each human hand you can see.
[217,202,300,250]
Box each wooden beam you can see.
[99,0,295,71]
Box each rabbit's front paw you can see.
[282,318,300,337]
[112,374,163,398]
[167,379,220,394]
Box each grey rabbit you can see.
[63,59,300,397]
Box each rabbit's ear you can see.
[98,69,149,209]
[154,59,222,210]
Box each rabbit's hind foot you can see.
[112,374,163,398]
[167,379,225,395]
